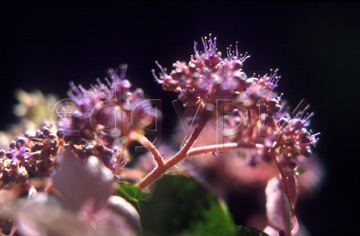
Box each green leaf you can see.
[116,182,149,213]
[237,226,269,236]
[141,175,237,236]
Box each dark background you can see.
[0,1,359,235]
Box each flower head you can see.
[0,124,61,189]
[153,35,249,117]
[58,65,159,148]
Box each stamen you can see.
[152,69,163,83]
[119,64,128,79]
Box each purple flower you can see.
[58,65,159,147]
[0,126,60,189]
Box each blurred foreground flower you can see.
[15,148,140,236]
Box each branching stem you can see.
[136,134,164,167]
[138,110,211,189]
[138,108,266,189]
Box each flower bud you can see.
[5,152,13,159]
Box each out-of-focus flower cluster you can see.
[0,90,58,150]
[14,90,58,128]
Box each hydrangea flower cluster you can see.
[226,88,319,173]
[0,125,60,189]
[149,36,320,235]
[59,65,158,147]
[153,35,249,116]
[153,35,319,175]
[56,66,160,169]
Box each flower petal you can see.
[52,148,114,212]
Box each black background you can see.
[1,1,359,235]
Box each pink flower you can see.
[153,36,249,117]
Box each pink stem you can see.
[186,142,264,157]
[138,111,211,189]
[137,134,164,167]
